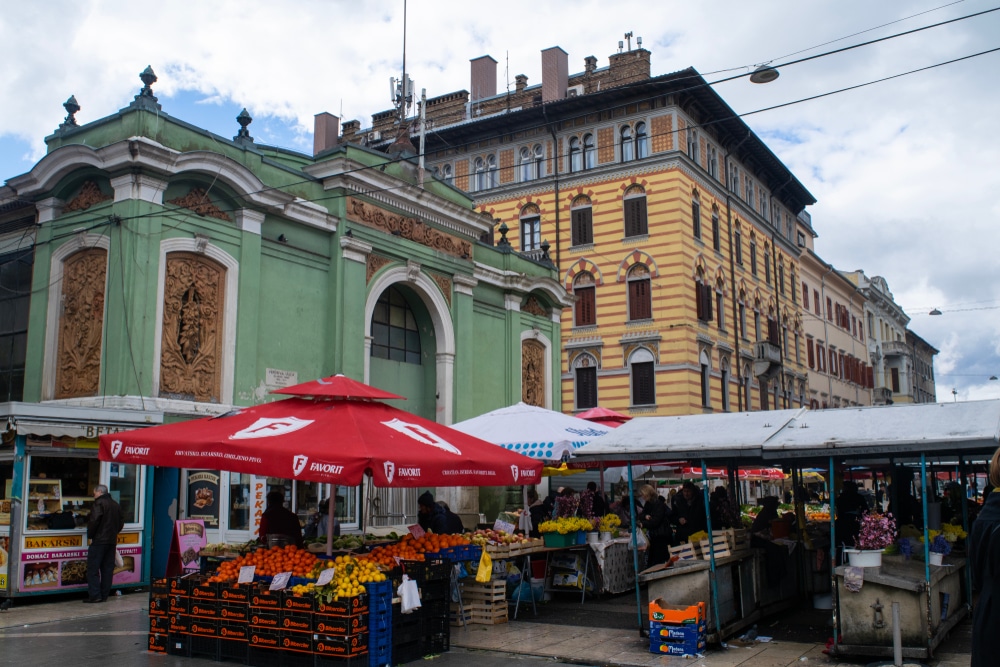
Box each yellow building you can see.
[365,45,816,416]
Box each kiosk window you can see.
[108,463,141,524]
[26,456,100,531]
[230,473,251,531]
[1,459,13,526]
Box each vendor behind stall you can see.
[638,484,671,565]
[417,492,464,534]
[835,481,866,547]
[750,496,780,534]
[671,481,707,544]
[259,490,304,548]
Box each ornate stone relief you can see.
[64,181,112,212]
[54,248,107,399]
[167,187,232,221]
[568,347,602,370]
[159,252,225,402]
[622,340,659,364]
[428,272,453,307]
[366,254,392,283]
[522,295,548,317]
[521,339,546,407]
[346,198,472,260]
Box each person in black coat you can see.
[637,484,671,566]
[85,484,125,603]
[970,447,1000,667]
[671,481,707,543]
[417,491,449,534]
[526,488,549,538]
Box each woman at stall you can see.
[637,484,671,566]
[970,446,1000,667]
[671,481,707,544]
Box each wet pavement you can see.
[0,589,973,667]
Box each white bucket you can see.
[846,549,883,568]
[586,531,599,544]
[599,531,613,542]
[929,552,944,566]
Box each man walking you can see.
[84,484,124,603]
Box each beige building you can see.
[907,330,939,404]
[796,213,872,408]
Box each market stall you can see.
[101,375,544,664]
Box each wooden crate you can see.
[698,535,731,560]
[461,578,505,603]
[466,601,508,625]
[448,603,471,627]
[484,543,510,559]
[668,543,698,561]
[712,529,748,552]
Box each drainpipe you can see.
[723,132,751,410]
[543,107,561,267]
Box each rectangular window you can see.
[521,217,541,251]
[571,208,593,246]
[839,352,846,380]
[701,363,711,408]
[814,290,820,315]
[764,254,771,284]
[0,247,33,401]
[735,234,743,264]
[807,339,815,369]
[632,362,655,406]
[575,286,596,327]
[716,292,725,330]
[794,334,801,365]
[576,366,598,410]
[739,303,747,338]
[687,129,699,162]
[829,349,837,376]
[826,297,833,321]
[891,367,900,393]
[624,197,648,237]
[802,282,809,306]
[767,318,779,345]
[692,201,701,239]
[712,216,721,251]
[629,279,652,320]
[817,344,826,372]
[750,245,758,276]
[696,282,713,323]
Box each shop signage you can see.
[265,368,298,388]
[251,479,267,537]
[117,532,140,545]
[0,535,9,590]
[24,535,84,549]
[187,470,220,528]
[16,544,142,592]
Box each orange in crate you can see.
[648,599,706,624]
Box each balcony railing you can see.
[882,341,909,357]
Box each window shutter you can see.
[704,284,713,322]
[572,208,593,246]
[695,282,704,321]
[807,339,815,368]
[577,367,597,409]
[576,286,596,326]
[767,318,779,344]
[631,279,651,320]
[624,198,640,236]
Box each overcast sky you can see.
[2,1,998,403]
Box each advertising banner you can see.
[17,533,143,592]
[186,470,220,528]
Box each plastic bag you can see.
[397,574,422,614]
[629,528,649,551]
[114,549,124,568]
[476,549,493,583]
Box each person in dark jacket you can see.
[258,490,304,548]
[835,481,866,548]
[526,488,548,538]
[85,484,124,603]
[437,501,466,534]
[671,481,707,543]
[418,491,449,534]
[638,484,671,566]
[970,446,1000,667]
[710,486,739,530]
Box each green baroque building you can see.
[0,69,567,585]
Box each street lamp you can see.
[929,308,942,316]
[749,65,780,84]
[952,388,958,402]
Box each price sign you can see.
[408,524,425,539]
[393,556,403,565]
[316,567,336,586]
[269,571,292,591]
[238,565,256,584]
[493,518,515,535]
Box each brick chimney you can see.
[313,112,340,155]
[515,74,528,93]
[541,46,569,103]
[470,55,498,102]
[584,56,598,75]
[607,48,651,86]
[341,119,361,144]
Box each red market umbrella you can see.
[576,406,632,427]
[98,396,541,488]
[272,374,404,401]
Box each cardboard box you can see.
[649,636,706,656]
[648,599,706,624]
[649,621,706,641]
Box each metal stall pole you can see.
[701,460,723,643]
[919,453,933,657]
[828,456,839,654]
[959,454,973,612]
[627,462,644,636]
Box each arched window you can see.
[627,264,652,321]
[764,244,772,285]
[720,357,731,412]
[734,225,743,265]
[700,349,711,408]
[570,196,593,247]
[738,289,747,339]
[750,234,758,276]
[624,185,648,237]
[473,157,485,192]
[790,267,797,304]
[569,137,582,173]
[573,272,596,327]
[715,276,726,330]
[743,363,752,410]
[695,267,712,324]
[486,154,498,189]
[519,147,533,182]
[370,286,422,364]
[711,207,721,251]
[520,208,541,251]
[636,122,648,159]
[754,298,762,341]
[583,133,596,169]
[620,125,634,162]
[691,192,702,240]
[630,347,656,406]
[573,353,598,410]
[533,144,544,178]
[707,144,718,178]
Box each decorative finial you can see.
[58,95,80,132]
[540,239,551,262]
[234,108,254,144]
[129,66,162,111]
[497,221,511,248]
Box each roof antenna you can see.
[388,0,416,154]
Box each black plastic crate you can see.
[166,633,190,657]
[419,580,450,603]
[391,622,423,646]
[189,635,219,660]
[391,639,426,665]
[218,638,248,663]
[280,649,315,667]
[315,655,368,667]
[424,631,449,655]
[247,646,283,667]
[151,577,170,596]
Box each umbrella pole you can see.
[326,486,335,557]
[627,463,643,636]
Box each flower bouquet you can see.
[929,534,952,555]
[554,494,580,519]
[856,511,897,551]
[598,514,622,534]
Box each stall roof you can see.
[762,399,1000,460]
[573,400,1000,465]
[572,409,804,462]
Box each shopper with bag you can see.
[638,484,671,566]
[84,484,124,603]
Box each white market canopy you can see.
[573,400,1000,464]
[451,402,612,460]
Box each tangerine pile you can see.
[357,532,470,569]
[207,544,319,582]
